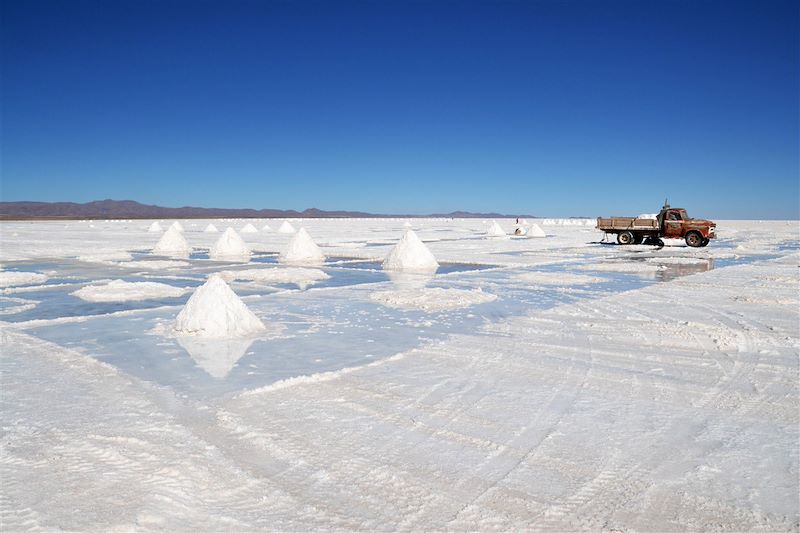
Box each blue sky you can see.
[2,0,797,218]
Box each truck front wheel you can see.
[685,231,703,247]
[617,231,634,245]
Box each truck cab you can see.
[656,203,716,246]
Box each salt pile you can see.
[174,273,265,338]
[528,223,547,238]
[209,228,251,262]
[170,221,185,232]
[279,228,325,264]
[148,221,163,232]
[152,226,192,257]
[382,229,439,272]
[204,223,219,233]
[277,221,296,234]
[486,221,506,237]
[241,223,258,233]
[262,224,272,231]
[72,280,187,302]
[403,221,413,228]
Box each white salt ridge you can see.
[515,272,604,285]
[170,221,185,232]
[72,280,188,302]
[370,287,496,311]
[528,223,547,238]
[118,260,190,270]
[152,226,192,258]
[279,228,325,264]
[486,221,506,237]
[0,271,49,288]
[382,229,439,272]
[148,221,163,232]
[174,273,265,338]
[277,221,296,234]
[77,252,134,263]
[209,228,251,262]
[204,223,219,233]
[219,267,329,289]
[240,223,258,233]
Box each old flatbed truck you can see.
[596,202,716,247]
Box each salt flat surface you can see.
[1,218,798,530]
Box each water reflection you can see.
[385,269,436,289]
[177,336,255,379]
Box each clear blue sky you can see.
[2,0,798,218]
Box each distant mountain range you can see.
[0,200,531,220]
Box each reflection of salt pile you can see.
[204,223,219,233]
[209,228,251,262]
[528,223,546,238]
[383,229,439,272]
[177,336,254,379]
[152,226,191,257]
[486,221,506,237]
[241,223,258,233]
[279,228,325,264]
[277,221,296,234]
[170,221,185,232]
[174,274,265,338]
[148,221,163,232]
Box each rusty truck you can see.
[596,201,716,247]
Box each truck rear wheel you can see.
[633,234,644,244]
[617,231,634,245]
[685,231,703,247]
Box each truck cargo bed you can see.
[596,217,659,231]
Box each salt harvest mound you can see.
[148,221,163,232]
[486,221,506,237]
[277,221,296,234]
[204,223,219,233]
[241,223,258,233]
[152,226,191,257]
[382,229,439,272]
[528,223,547,238]
[279,228,325,264]
[174,273,265,338]
[170,221,185,232]
[209,228,251,261]
[262,223,272,231]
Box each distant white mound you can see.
[528,223,547,238]
[174,273,265,338]
[277,221,296,234]
[209,228,251,262]
[382,229,439,272]
[152,226,191,257]
[638,213,658,220]
[403,221,413,228]
[486,221,506,237]
[170,221,185,232]
[279,228,325,264]
[204,223,219,233]
[148,221,163,232]
[240,223,258,233]
[72,280,187,302]
[262,224,272,231]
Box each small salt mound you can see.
[174,274,265,338]
[170,221,185,232]
[528,223,547,238]
[0,271,49,288]
[148,221,163,232]
[370,287,496,311]
[279,228,325,264]
[262,224,272,231]
[204,223,219,233]
[240,223,258,233]
[638,213,658,220]
[72,280,187,302]
[382,229,439,272]
[152,226,191,257]
[210,228,251,262]
[277,221,296,234]
[403,221,413,228]
[486,221,506,237]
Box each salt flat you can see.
[1,218,798,531]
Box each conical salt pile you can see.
[204,223,219,233]
[279,228,325,264]
[382,229,439,272]
[262,224,272,231]
[174,274,265,338]
[170,221,185,232]
[528,223,547,238]
[152,226,191,257]
[209,228,251,261]
[486,221,506,237]
[277,221,296,234]
[241,223,258,233]
[148,221,163,232]
[403,221,413,228]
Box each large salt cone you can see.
[209,228,251,262]
[382,229,439,272]
[279,228,325,264]
[152,226,191,258]
[486,221,506,237]
[240,223,258,233]
[528,223,547,238]
[148,221,163,232]
[204,223,219,233]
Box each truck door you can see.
[662,210,683,238]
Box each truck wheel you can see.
[685,231,703,247]
[701,238,710,247]
[617,231,634,245]
[633,234,644,245]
